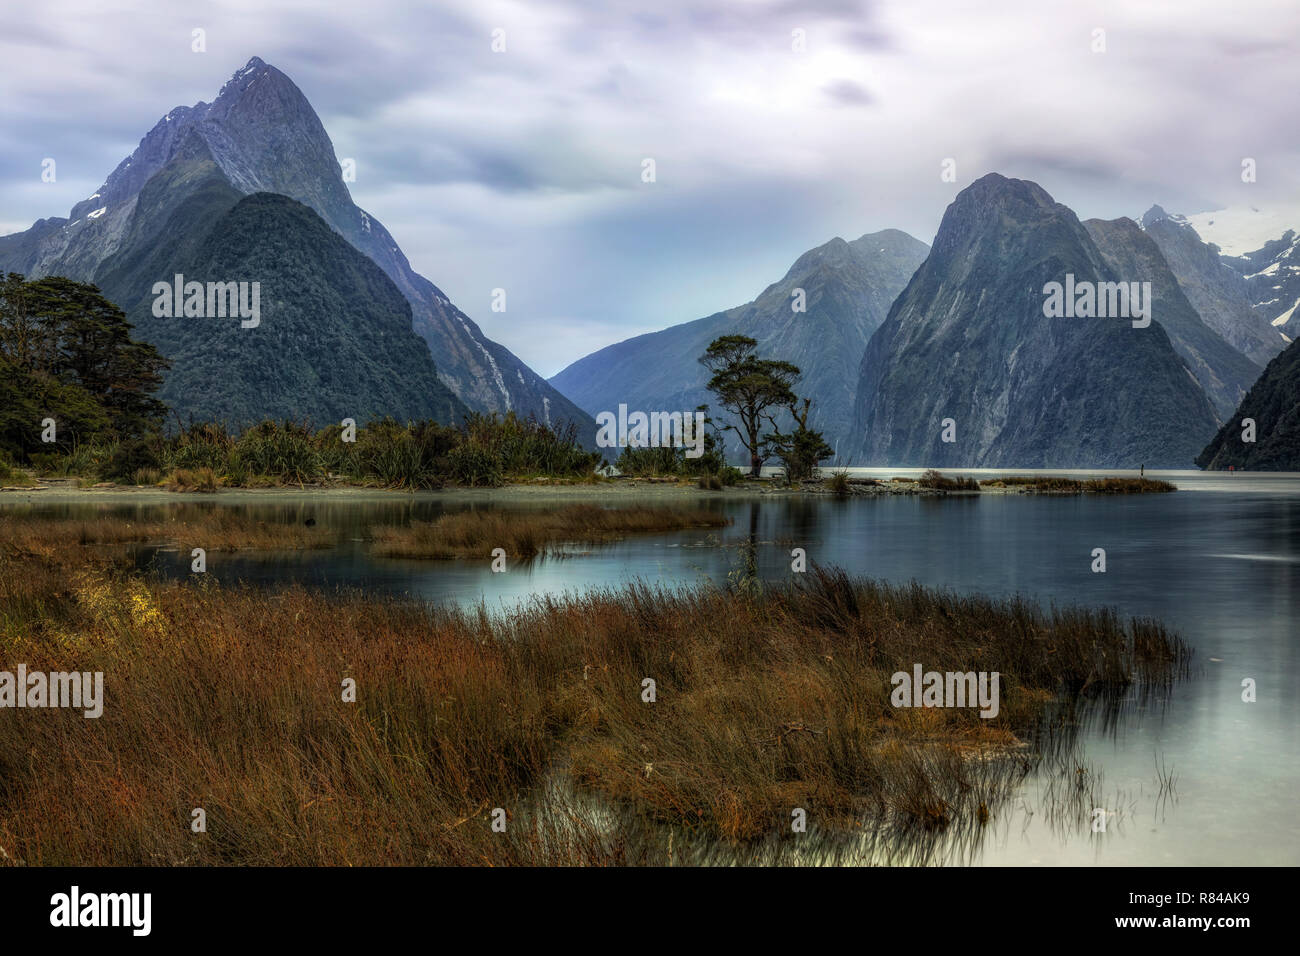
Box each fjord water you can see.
[15,470,1299,865]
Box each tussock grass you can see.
[0,522,1188,864]
[918,470,980,491]
[0,511,334,554]
[165,467,218,493]
[979,476,1176,494]
[1080,477,1176,494]
[825,470,852,496]
[371,504,731,559]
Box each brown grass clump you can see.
[0,511,334,555]
[978,476,1175,494]
[165,467,218,493]
[825,470,851,496]
[918,469,980,491]
[370,503,730,559]
[0,519,1189,864]
[1080,477,1176,494]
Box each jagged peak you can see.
[1140,204,1192,231]
[223,56,270,87]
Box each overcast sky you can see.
[3,0,1298,375]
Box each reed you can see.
[370,504,731,559]
[0,523,1189,865]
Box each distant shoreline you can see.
[0,471,1195,503]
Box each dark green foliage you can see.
[614,423,727,478]
[233,420,323,484]
[1197,337,1300,470]
[28,413,600,488]
[0,273,166,458]
[95,190,467,427]
[104,437,164,483]
[700,335,800,477]
[767,397,834,481]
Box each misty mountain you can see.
[1083,216,1260,420]
[549,229,929,459]
[1139,205,1286,366]
[849,174,1219,468]
[0,57,590,438]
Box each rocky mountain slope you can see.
[1083,216,1260,420]
[849,175,1219,468]
[1139,205,1286,366]
[1198,335,1300,470]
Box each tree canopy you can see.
[0,273,167,458]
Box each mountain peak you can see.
[213,55,289,107]
[1139,204,1192,232]
[962,172,1052,203]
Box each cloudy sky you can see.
[3,0,1298,376]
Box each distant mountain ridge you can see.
[550,229,929,460]
[0,57,592,439]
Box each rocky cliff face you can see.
[1198,335,1300,470]
[849,174,1218,468]
[0,57,590,439]
[550,229,928,460]
[1083,216,1260,421]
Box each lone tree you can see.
[767,396,834,482]
[699,335,799,477]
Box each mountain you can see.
[1219,230,1300,342]
[849,174,1219,468]
[1082,217,1260,420]
[86,130,465,425]
[1139,205,1286,366]
[0,57,591,438]
[549,229,929,459]
[1198,337,1300,470]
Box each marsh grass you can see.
[979,476,1176,494]
[370,503,731,559]
[0,514,1189,865]
[0,511,335,555]
[918,470,980,491]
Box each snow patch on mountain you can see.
[1186,204,1300,257]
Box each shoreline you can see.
[0,475,1114,504]
[7,469,1293,505]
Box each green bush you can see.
[448,442,502,487]
[104,437,163,483]
[234,421,323,483]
